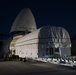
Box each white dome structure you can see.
[15,26,71,58]
[10,8,37,54]
[10,8,37,34]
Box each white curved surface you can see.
[15,26,71,58]
[16,26,71,45]
[10,8,37,33]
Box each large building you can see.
[0,8,71,59]
[15,25,71,59]
[1,8,37,55]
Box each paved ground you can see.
[0,59,76,75]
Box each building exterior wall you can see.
[15,26,71,58]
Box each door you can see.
[45,47,54,57]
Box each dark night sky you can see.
[0,0,76,37]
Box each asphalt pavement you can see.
[0,59,76,75]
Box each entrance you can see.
[45,47,54,57]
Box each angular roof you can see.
[10,8,37,33]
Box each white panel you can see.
[10,8,37,33]
[15,26,71,58]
